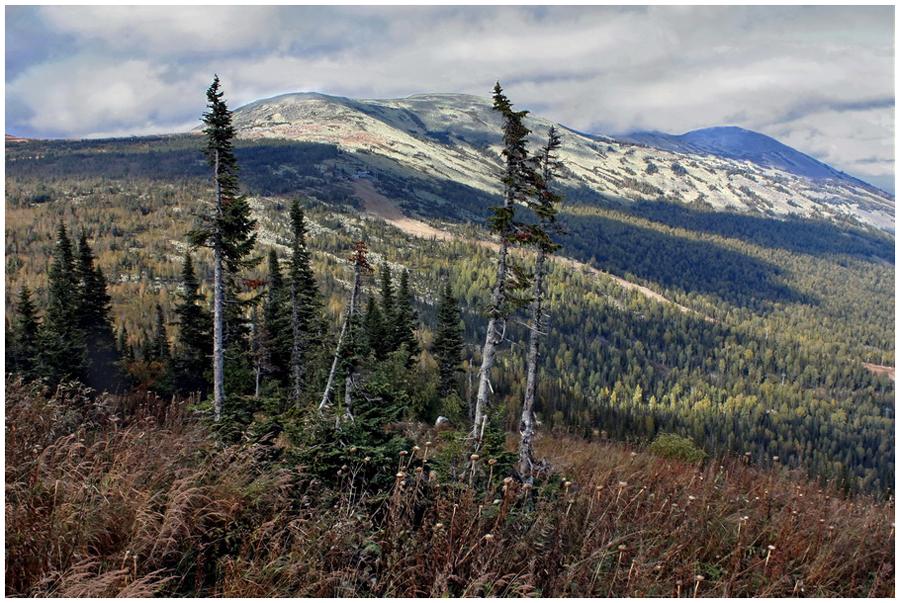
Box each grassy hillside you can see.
[5,379,893,597]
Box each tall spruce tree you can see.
[189,75,257,421]
[263,249,291,387]
[392,269,419,362]
[288,200,320,403]
[433,281,464,398]
[472,83,535,446]
[75,232,121,392]
[519,126,564,483]
[10,286,40,379]
[40,224,86,385]
[173,254,211,395]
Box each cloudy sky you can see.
[6,5,895,192]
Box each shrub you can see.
[648,432,707,463]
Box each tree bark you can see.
[519,248,546,483]
[472,236,509,446]
[212,149,225,422]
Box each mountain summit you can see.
[232,92,893,231]
[622,126,874,189]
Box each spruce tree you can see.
[172,254,211,395]
[363,297,385,357]
[10,286,40,379]
[75,232,121,392]
[519,126,564,483]
[472,83,535,446]
[263,249,291,387]
[433,281,463,398]
[152,304,170,361]
[189,75,257,421]
[39,224,86,385]
[288,200,320,403]
[392,269,420,363]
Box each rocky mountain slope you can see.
[231,92,894,231]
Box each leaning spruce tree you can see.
[519,126,563,483]
[190,75,257,421]
[472,83,534,447]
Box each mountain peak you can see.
[622,126,878,191]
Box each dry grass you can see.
[5,378,894,597]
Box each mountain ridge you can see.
[231,91,894,232]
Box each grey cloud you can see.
[5,5,893,187]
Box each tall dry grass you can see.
[5,378,894,597]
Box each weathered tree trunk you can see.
[320,260,361,412]
[519,248,546,482]
[212,149,225,422]
[472,235,509,446]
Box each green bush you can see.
[648,432,707,463]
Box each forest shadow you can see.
[558,210,812,309]
[618,200,894,263]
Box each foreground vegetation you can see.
[6,379,893,597]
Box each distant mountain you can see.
[231,93,894,231]
[622,126,878,190]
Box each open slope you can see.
[232,92,894,231]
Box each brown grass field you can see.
[5,378,894,597]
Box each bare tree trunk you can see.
[472,236,509,446]
[319,261,361,412]
[212,149,225,422]
[519,248,546,483]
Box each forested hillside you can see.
[5,78,894,598]
[6,133,894,493]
